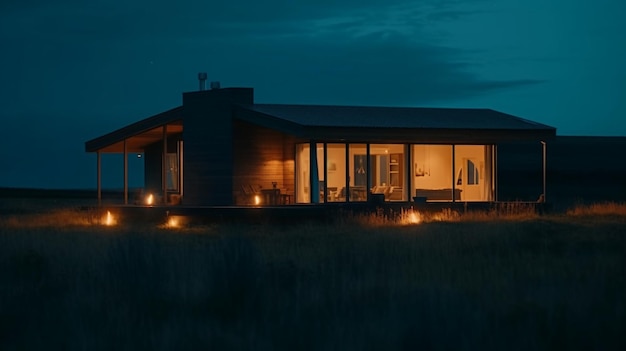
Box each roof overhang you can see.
[85,101,557,154]
[301,126,556,144]
[85,106,183,153]
[235,105,556,143]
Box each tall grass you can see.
[0,201,625,350]
[566,201,626,217]
[346,202,540,227]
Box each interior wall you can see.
[412,145,453,190]
[326,145,346,190]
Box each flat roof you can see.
[241,104,554,130]
[86,100,556,152]
[237,104,556,143]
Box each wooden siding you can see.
[182,88,254,206]
[282,134,297,198]
[232,120,296,205]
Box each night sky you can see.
[1,0,624,189]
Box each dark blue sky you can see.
[1,0,625,189]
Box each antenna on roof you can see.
[198,72,208,91]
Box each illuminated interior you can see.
[296,143,494,203]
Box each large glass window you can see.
[165,153,179,191]
[369,144,406,201]
[348,144,367,202]
[454,145,494,201]
[296,142,494,204]
[295,143,324,203]
[412,145,454,202]
[326,144,347,202]
[295,144,310,203]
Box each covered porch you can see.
[85,107,183,206]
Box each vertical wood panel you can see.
[232,120,296,205]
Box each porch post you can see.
[97,151,102,206]
[179,140,184,200]
[541,141,547,202]
[162,125,167,204]
[123,139,128,205]
[493,145,498,202]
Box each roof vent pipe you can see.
[198,72,208,91]
[210,81,221,90]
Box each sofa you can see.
[414,188,462,201]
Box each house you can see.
[85,80,556,206]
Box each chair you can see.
[239,184,260,205]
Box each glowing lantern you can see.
[254,195,261,205]
[103,210,116,226]
[146,193,154,205]
[164,215,185,229]
[167,216,179,228]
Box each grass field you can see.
[1,200,625,350]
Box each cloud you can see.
[208,31,540,106]
[1,0,566,188]
[0,0,533,110]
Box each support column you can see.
[310,141,319,204]
[323,143,328,203]
[123,139,128,205]
[451,145,456,202]
[179,140,184,200]
[365,144,371,202]
[541,141,547,202]
[162,125,168,204]
[97,151,102,206]
[493,145,498,202]
[345,144,351,202]
[405,144,410,202]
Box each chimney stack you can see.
[198,72,208,91]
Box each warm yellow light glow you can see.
[254,195,261,205]
[402,210,422,225]
[167,216,179,228]
[164,215,185,229]
[146,193,154,205]
[103,210,117,226]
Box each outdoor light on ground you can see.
[102,211,117,226]
[254,195,261,205]
[145,193,154,205]
[402,210,422,225]
[164,215,186,229]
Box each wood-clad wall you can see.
[282,134,296,197]
[182,88,254,206]
[232,120,296,205]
